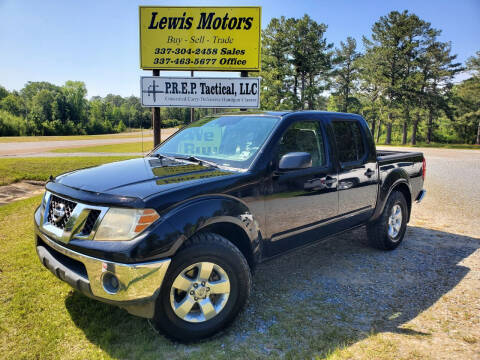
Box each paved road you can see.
[377,146,480,238]
[0,129,177,157]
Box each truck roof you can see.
[216,110,364,118]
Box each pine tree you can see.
[363,11,428,144]
[332,37,361,113]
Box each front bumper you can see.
[35,227,171,318]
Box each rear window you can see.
[332,120,365,163]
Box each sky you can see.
[0,0,479,98]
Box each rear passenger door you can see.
[331,119,378,224]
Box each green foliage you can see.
[0,81,186,137]
[162,118,182,128]
[259,11,477,145]
[332,37,361,113]
[260,15,332,110]
[453,51,480,144]
[0,92,25,116]
[0,85,8,100]
[0,109,27,136]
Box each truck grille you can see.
[81,210,101,236]
[47,195,77,229]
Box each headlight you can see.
[94,208,160,241]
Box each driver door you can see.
[264,119,338,257]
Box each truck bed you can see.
[376,149,425,203]
[376,149,423,163]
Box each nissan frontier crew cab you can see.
[34,111,426,341]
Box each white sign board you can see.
[140,76,260,108]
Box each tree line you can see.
[260,10,480,145]
[0,81,202,136]
[1,10,479,144]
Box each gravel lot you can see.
[377,146,480,238]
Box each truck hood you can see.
[54,157,237,199]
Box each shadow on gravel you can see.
[65,225,479,358]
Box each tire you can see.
[367,190,408,250]
[150,232,252,342]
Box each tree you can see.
[0,93,26,117]
[332,37,361,112]
[421,40,462,143]
[357,46,385,140]
[0,86,8,101]
[466,50,480,73]
[63,81,88,126]
[290,15,332,109]
[466,51,480,144]
[30,89,56,134]
[260,16,295,110]
[454,51,480,144]
[260,15,332,110]
[363,11,429,144]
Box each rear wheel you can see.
[150,232,252,342]
[367,191,408,250]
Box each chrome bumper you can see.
[415,189,426,203]
[35,228,171,318]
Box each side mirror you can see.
[278,152,312,171]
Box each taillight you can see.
[422,158,426,180]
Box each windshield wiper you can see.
[152,153,177,162]
[172,155,220,169]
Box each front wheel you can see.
[150,232,252,342]
[367,190,408,250]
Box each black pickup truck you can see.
[34,111,426,341]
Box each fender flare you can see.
[371,168,412,222]
[162,195,263,266]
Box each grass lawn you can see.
[0,132,149,143]
[51,141,155,154]
[378,142,480,150]
[0,156,136,186]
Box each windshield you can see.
[154,115,280,169]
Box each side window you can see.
[332,120,366,163]
[277,121,326,167]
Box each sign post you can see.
[190,71,194,123]
[152,69,161,146]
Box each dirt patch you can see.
[0,180,44,205]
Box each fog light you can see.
[102,272,120,294]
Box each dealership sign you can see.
[140,77,260,108]
[139,6,261,71]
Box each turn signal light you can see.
[134,209,160,233]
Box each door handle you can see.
[364,168,375,177]
[322,176,337,186]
